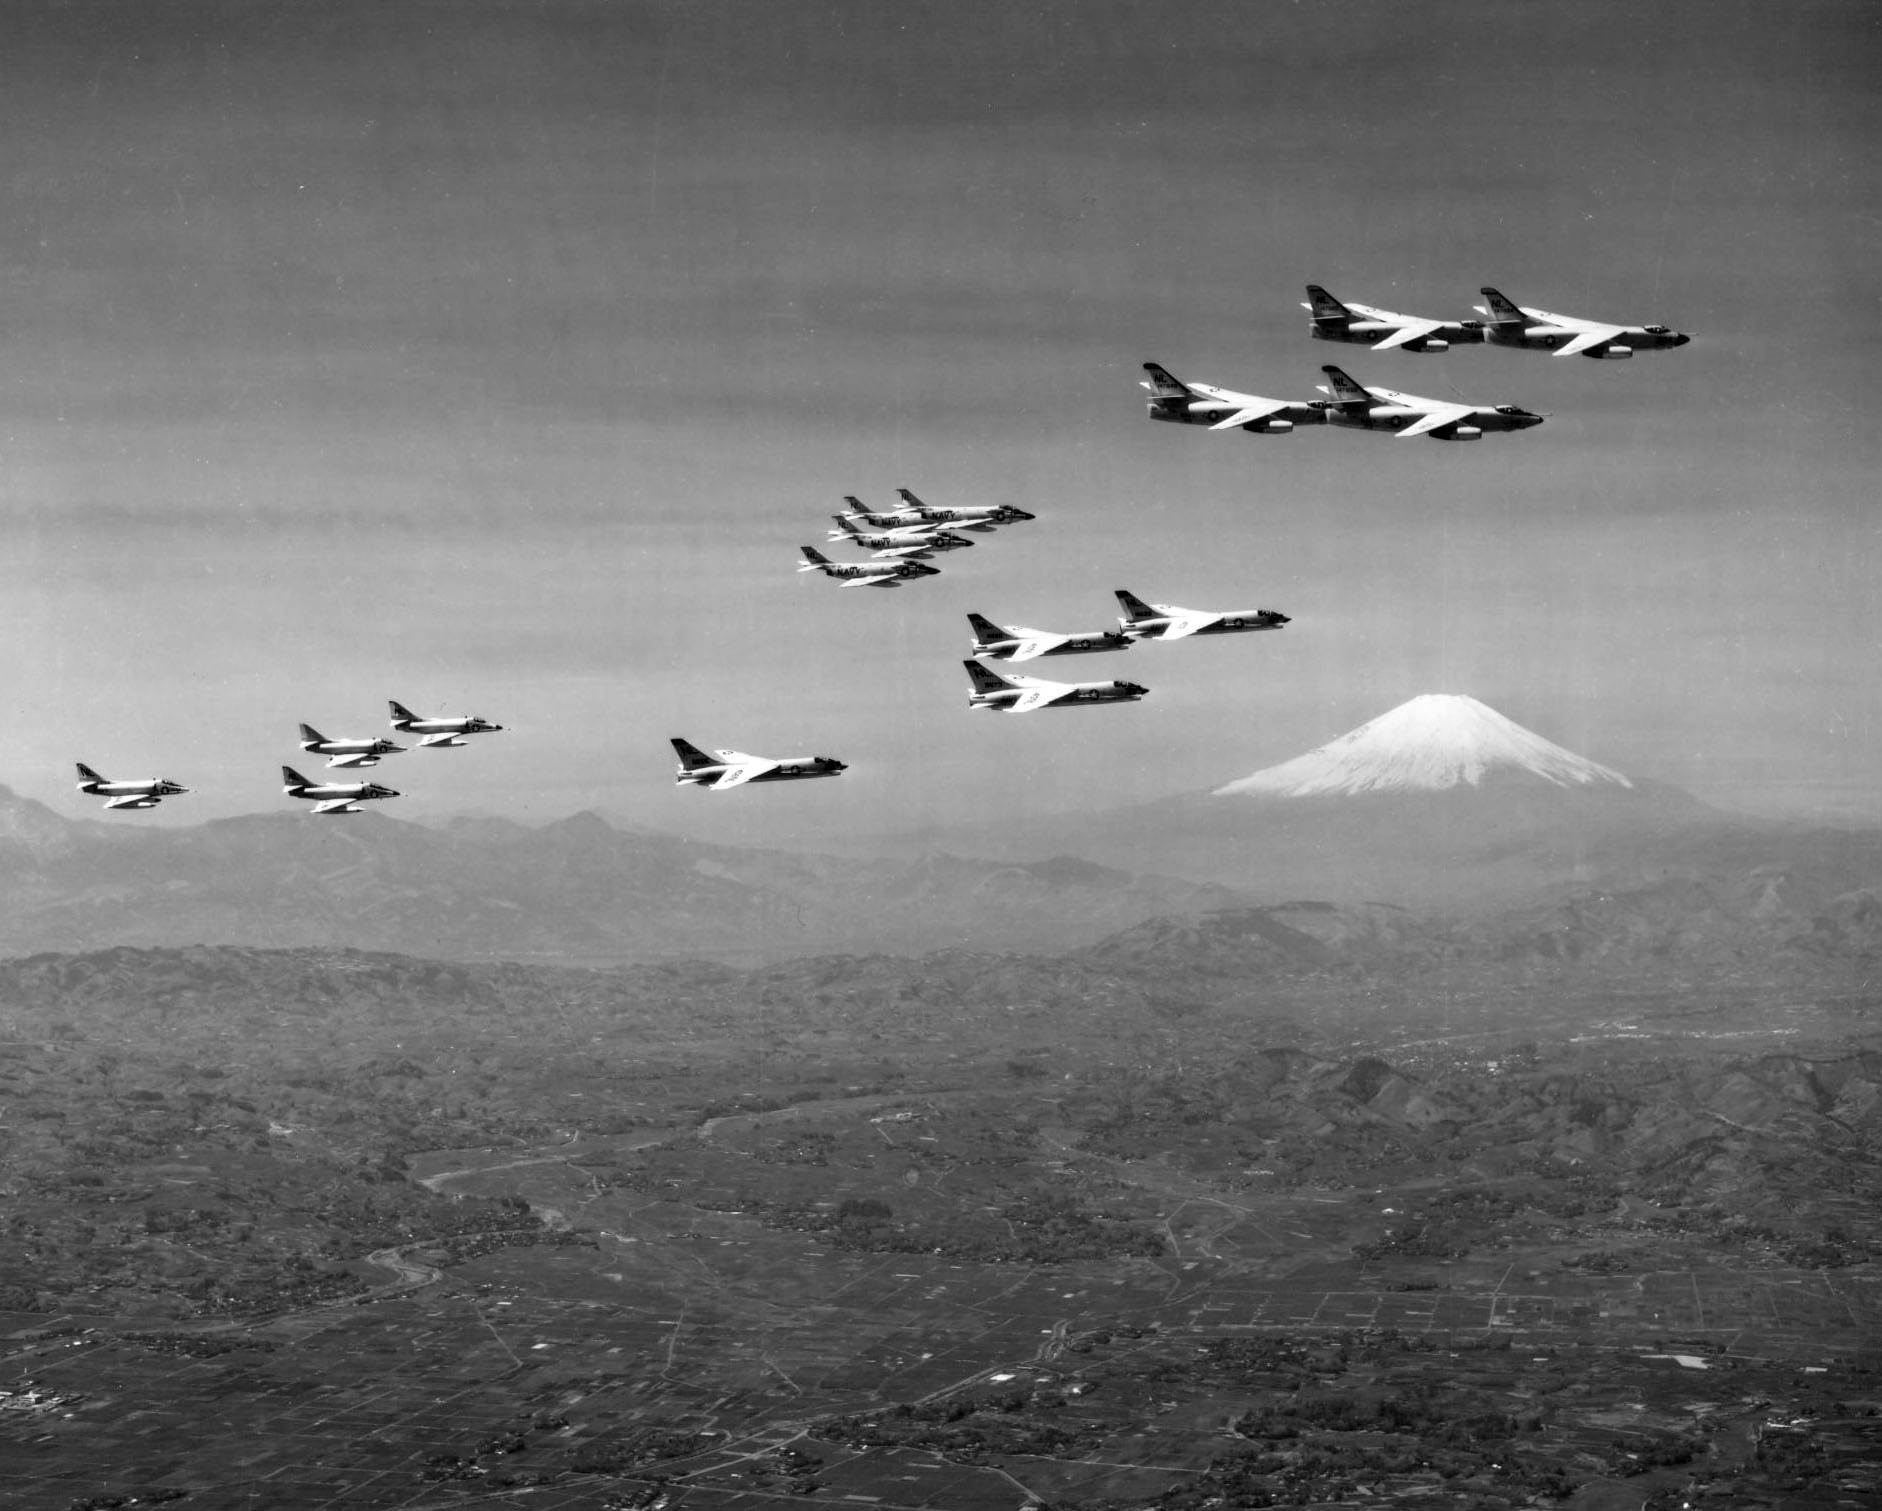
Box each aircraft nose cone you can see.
[1673,333,1691,346]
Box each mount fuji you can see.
[1213,693,1632,798]
[882,693,1746,906]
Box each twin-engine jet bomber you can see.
[798,546,940,588]
[282,765,399,815]
[1141,362,1323,435]
[967,613,1132,662]
[1115,590,1290,642]
[1302,284,1483,354]
[671,738,847,791]
[1316,364,1544,441]
[1476,287,1691,359]
[388,702,504,748]
[299,723,404,769]
[75,763,188,811]
[964,659,1148,713]
[827,516,975,559]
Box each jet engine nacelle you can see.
[1440,425,1483,442]
[1593,344,1634,359]
[1242,417,1293,434]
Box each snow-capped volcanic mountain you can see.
[1214,693,1632,798]
[872,693,1748,908]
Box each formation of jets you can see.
[1148,283,1688,443]
[1305,283,1689,361]
[798,490,1036,589]
[81,701,503,814]
[84,276,1685,808]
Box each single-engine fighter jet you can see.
[75,763,188,811]
[826,515,975,559]
[282,765,399,815]
[1114,590,1290,642]
[964,659,1148,713]
[299,723,405,768]
[967,612,1132,662]
[798,546,941,588]
[882,489,1035,533]
[1141,362,1324,435]
[671,738,847,791]
[1302,284,1484,354]
[388,702,504,748]
[1315,364,1543,441]
[1475,286,1690,359]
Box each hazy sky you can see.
[6,0,1878,843]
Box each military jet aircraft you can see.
[826,515,976,559]
[876,489,1035,533]
[388,702,504,748]
[967,612,1132,662]
[964,659,1148,713]
[1315,364,1544,441]
[1474,286,1691,359]
[798,546,941,588]
[282,765,400,815]
[1141,362,1324,434]
[1114,590,1290,642]
[299,723,405,768]
[672,738,847,791]
[74,763,188,811]
[1302,284,1483,354]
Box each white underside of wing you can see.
[1208,396,1291,429]
[1552,326,1625,357]
[707,761,776,789]
[843,575,896,587]
[1159,613,1214,638]
[1370,320,1443,351]
[1397,404,1476,438]
[311,798,361,814]
[1010,637,1060,661]
[1009,688,1057,713]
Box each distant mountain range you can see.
[871,694,1804,906]
[8,694,1879,968]
[0,787,1243,964]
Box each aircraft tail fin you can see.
[388,700,417,723]
[1318,365,1372,404]
[1304,284,1352,321]
[670,738,715,771]
[75,762,104,784]
[964,659,1017,696]
[798,545,831,569]
[298,723,325,744]
[282,765,311,787]
[966,612,1009,644]
[1140,362,1193,400]
[894,488,928,509]
[829,515,863,536]
[1478,286,1525,324]
[1114,588,1158,623]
